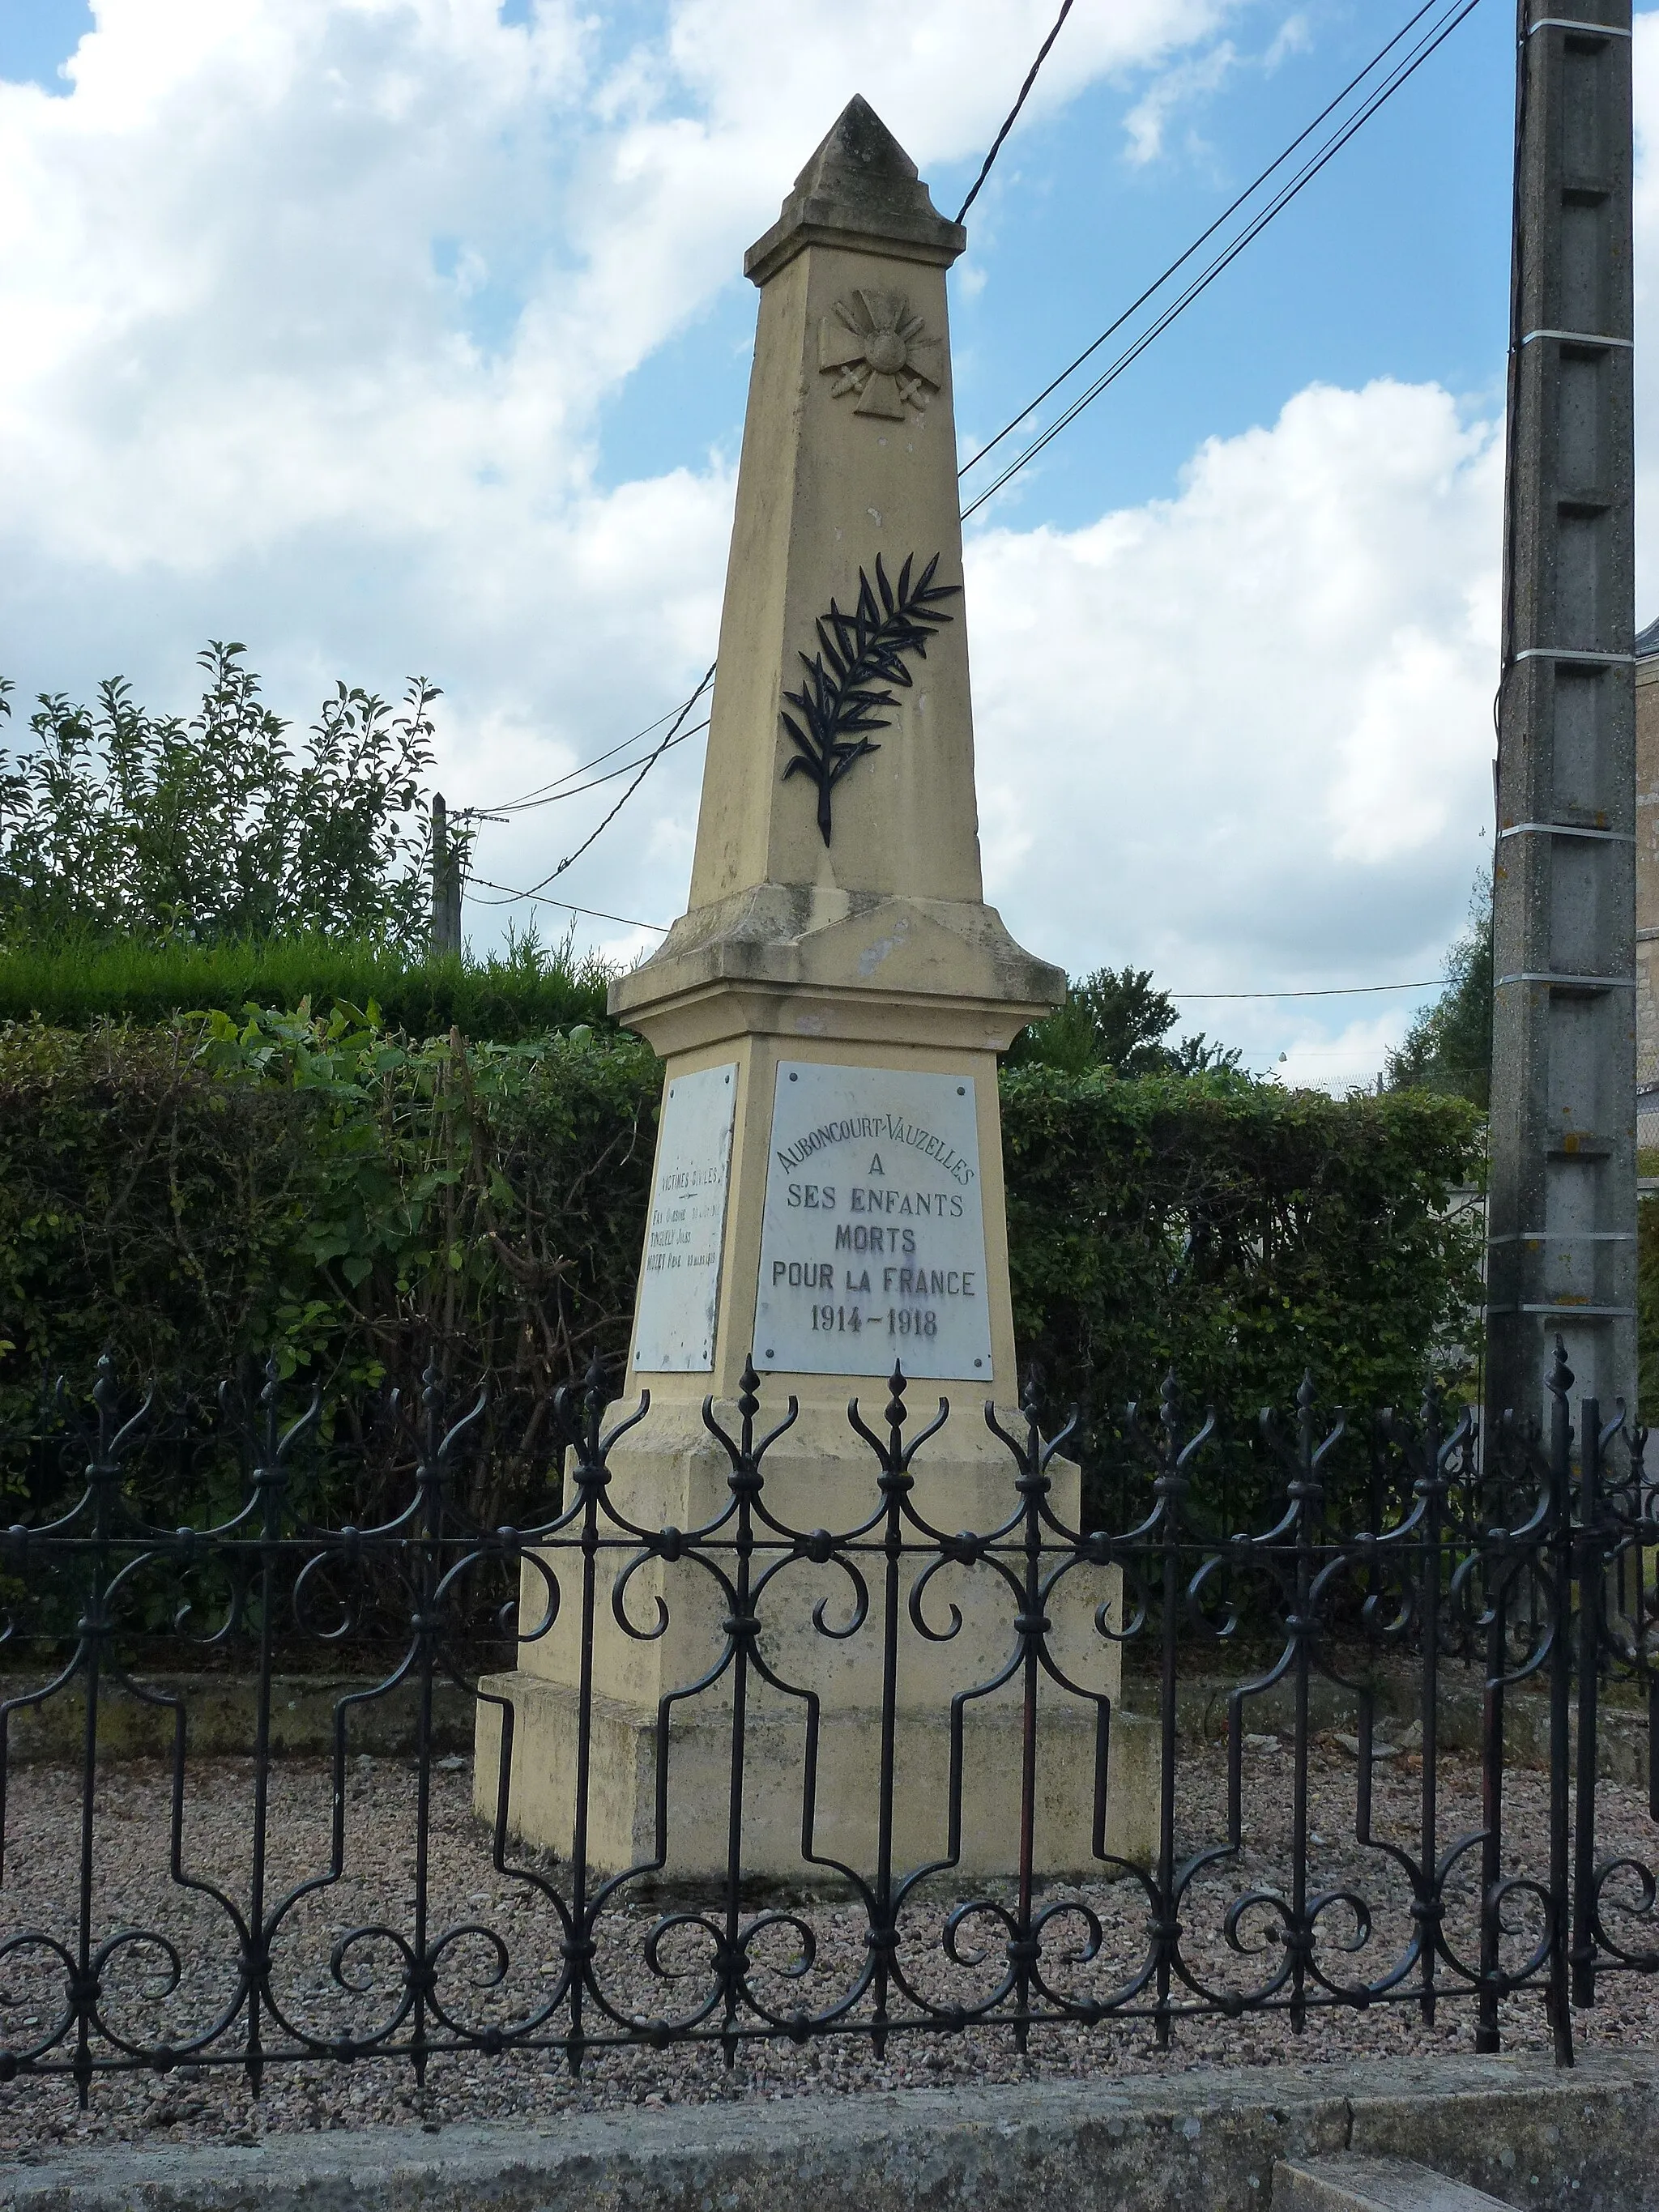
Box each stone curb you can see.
[4,2052,1653,2211]
[0,1679,476,1765]
[6,1668,1645,1786]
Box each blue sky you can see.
[0,2,1631,1083]
[598,4,1517,524]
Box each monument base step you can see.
[1275,2154,1513,2210]
[473,1667,1157,1882]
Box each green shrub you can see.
[1001,1067,1486,1522]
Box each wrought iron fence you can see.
[0,1342,1655,2106]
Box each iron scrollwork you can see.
[2,1336,1658,2108]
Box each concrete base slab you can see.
[6,2052,1657,2212]
[1277,2153,1513,2210]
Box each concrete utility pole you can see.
[1487,1,1636,1434]
[430,792,463,957]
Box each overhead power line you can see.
[466,876,670,933]
[959,0,1484,522]
[473,664,715,906]
[458,867,1454,995]
[1171,980,1444,1001]
[480,695,707,815]
[462,4,1482,894]
[476,688,712,822]
[957,0,1450,486]
[480,721,709,815]
[955,0,1078,227]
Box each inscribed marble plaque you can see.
[630,1063,737,1375]
[754,1062,992,1380]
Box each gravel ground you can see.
[2,1736,1657,2154]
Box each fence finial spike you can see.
[885,1362,907,1430]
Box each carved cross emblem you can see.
[819,291,944,420]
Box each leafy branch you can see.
[0,645,454,954]
[779,552,960,844]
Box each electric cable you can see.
[484,663,715,903]
[957,0,1449,484]
[480,692,708,814]
[471,721,709,816]
[961,0,1484,521]
[1170,979,1444,1000]
[459,5,1482,903]
[955,0,1078,226]
[465,876,669,932]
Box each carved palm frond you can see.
[779,552,960,845]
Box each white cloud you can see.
[0,0,1247,958]
[1263,15,1312,73]
[3,0,1642,1104]
[1124,40,1238,167]
[966,377,1503,1076]
[1120,8,1312,172]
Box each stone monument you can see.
[476,96,1154,1880]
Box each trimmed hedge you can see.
[0,1009,658,1526]
[0,936,611,1039]
[1001,1067,1485,1438]
[0,1014,1486,1527]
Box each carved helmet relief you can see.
[819,289,944,419]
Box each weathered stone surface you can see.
[744,93,966,286]
[6,2053,1656,2212]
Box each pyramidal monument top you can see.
[744,94,967,285]
[612,95,1060,1055]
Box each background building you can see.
[1638,617,1659,1173]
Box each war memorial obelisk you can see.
[478,97,1152,1877]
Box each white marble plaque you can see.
[754,1063,992,1380]
[630,1063,737,1374]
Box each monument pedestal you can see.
[477,1396,1156,1883]
[474,96,1155,1886]
[476,1680,1157,1886]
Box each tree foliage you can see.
[1008,965,1242,1078]
[0,644,465,953]
[1385,876,1493,1108]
